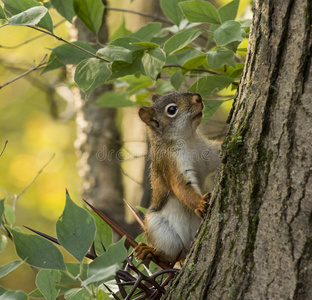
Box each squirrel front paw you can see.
[195,192,211,218]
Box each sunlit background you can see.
[0,0,251,294]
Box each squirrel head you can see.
[139,92,204,142]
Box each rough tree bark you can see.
[166,0,312,299]
[72,1,124,226]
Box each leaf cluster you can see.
[0,193,132,299]
[0,0,251,122]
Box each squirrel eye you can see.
[165,103,178,117]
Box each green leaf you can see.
[229,67,244,79]
[182,54,206,70]
[88,210,113,256]
[7,227,66,270]
[27,289,45,298]
[97,92,135,107]
[131,42,159,49]
[3,0,26,16]
[142,48,166,81]
[97,45,132,63]
[50,0,75,22]
[164,28,205,55]
[65,288,92,300]
[179,0,221,24]
[52,42,96,65]
[135,92,152,105]
[151,36,169,47]
[125,75,153,94]
[57,263,88,286]
[4,205,15,225]
[160,0,184,26]
[213,20,244,46]
[35,269,61,300]
[130,22,162,41]
[0,235,7,252]
[56,191,96,262]
[0,6,6,19]
[136,206,148,215]
[188,75,234,97]
[43,2,52,9]
[73,0,104,34]
[202,100,226,123]
[3,0,53,32]
[110,16,131,41]
[66,263,88,281]
[83,237,127,285]
[155,80,174,94]
[0,260,23,279]
[207,48,236,69]
[97,290,110,300]
[171,70,185,90]
[225,41,243,52]
[218,0,239,23]
[0,288,27,300]
[241,19,251,29]
[29,286,71,299]
[110,50,145,79]
[85,62,111,95]
[8,6,48,26]
[74,58,101,92]
[110,36,141,51]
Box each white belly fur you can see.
[146,196,201,262]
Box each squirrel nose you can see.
[191,94,202,104]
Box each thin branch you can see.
[27,25,109,63]
[15,153,55,202]
[0,23,8,29]
[0,55,48,90]
[0,187,14,199]
[0,19,66,49]
[106,7,173,25]
[0,153,56,213]
[121,145,146,160]
[120,166,143,186]
[0,140,8,157]
[106,7,210,44]
[83,199,138,248]
[163,64,223,75]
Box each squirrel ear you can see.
[151,94,161,103]
[139,107,159,128]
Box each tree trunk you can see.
[72,1,124,226]
[165,0,312,299]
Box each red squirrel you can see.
[134,92,221,264]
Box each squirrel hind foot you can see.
[134,242,168,264]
